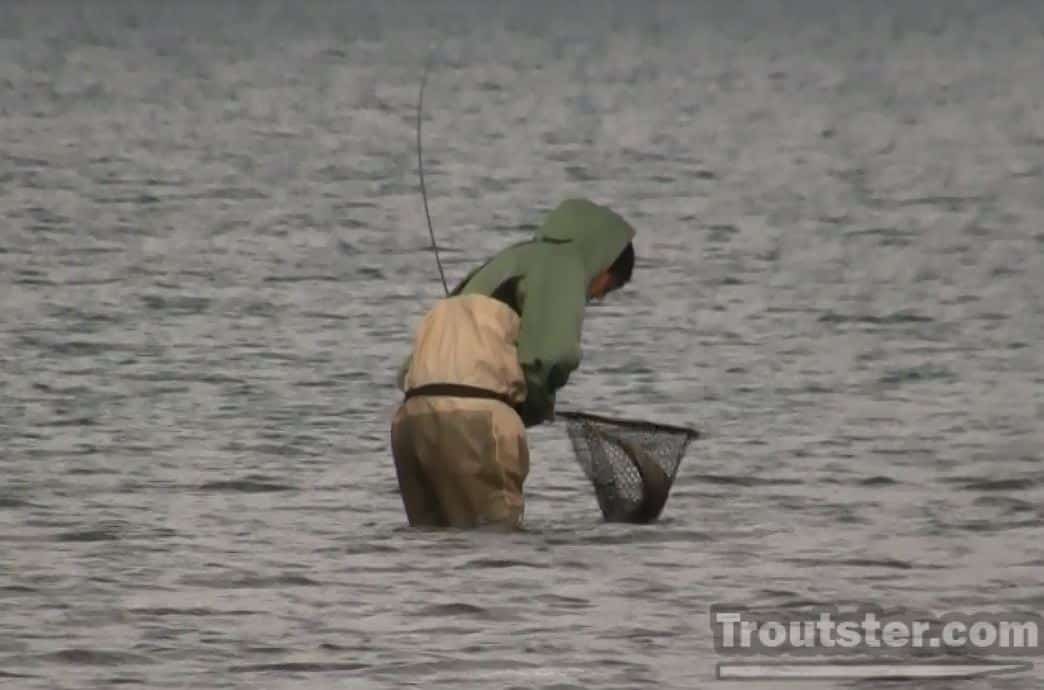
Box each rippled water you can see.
[2,1,1043,688]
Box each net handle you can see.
[555,409,700,439]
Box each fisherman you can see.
[390,197,636,529]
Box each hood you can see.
[535,198,636,283]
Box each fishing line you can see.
[416,51,449,296]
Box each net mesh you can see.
[558,410,699,523]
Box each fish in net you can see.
[557,410,700,523]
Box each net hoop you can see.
[556,410,700,440]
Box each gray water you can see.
[2,1,1043,688]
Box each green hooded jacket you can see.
[398,198,636,426]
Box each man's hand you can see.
[514,361,559,427]
[515,398,548,427]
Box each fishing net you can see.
[557,410,699,524]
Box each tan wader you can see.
[390,295,529,529]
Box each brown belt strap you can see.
[404,383,513,406]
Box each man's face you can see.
[587,270,618,301]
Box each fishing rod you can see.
[416,52,449,297]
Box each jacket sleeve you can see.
[514,252,586,427]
